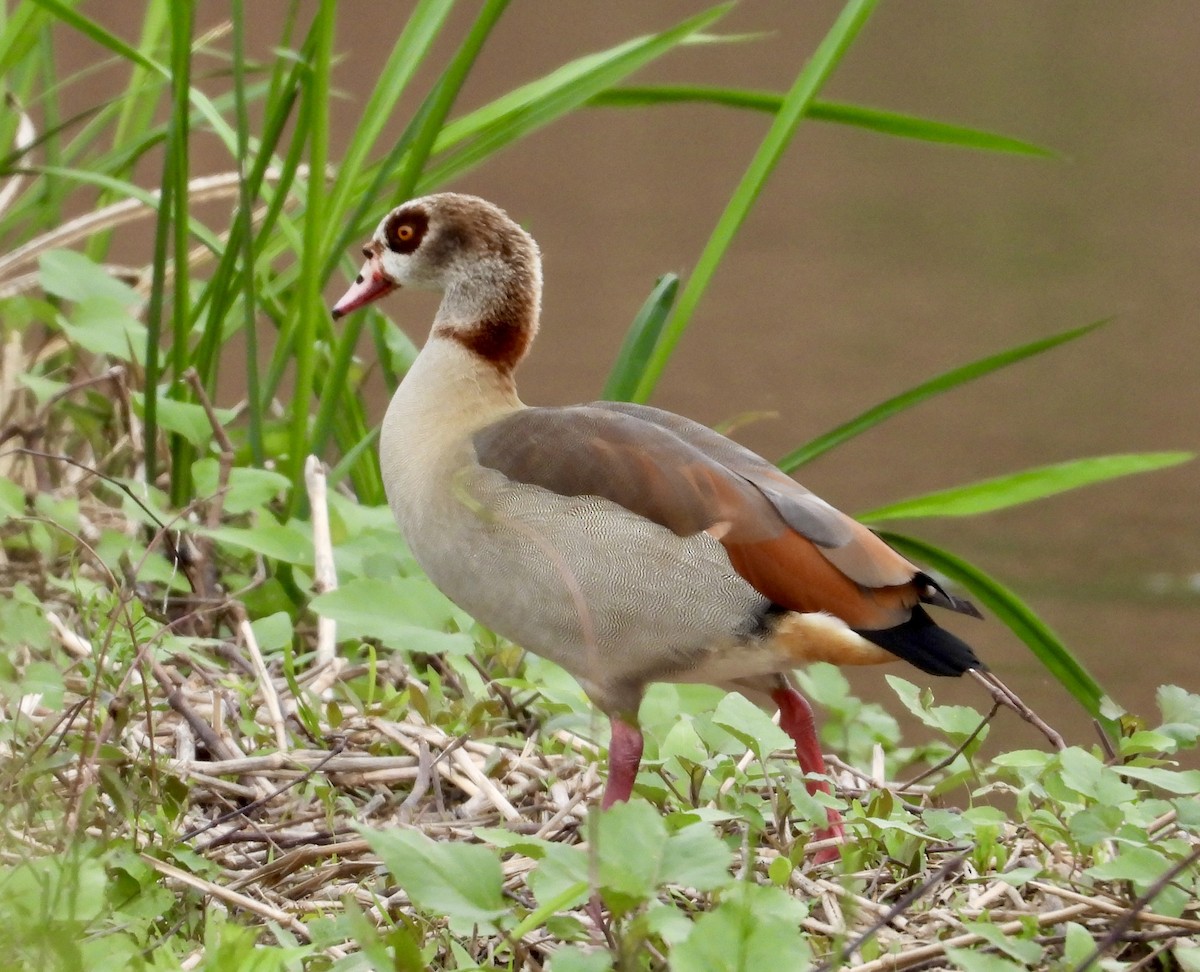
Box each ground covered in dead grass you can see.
[1,427,1198,972]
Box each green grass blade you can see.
[878,531,1119,733]
[814,100,1054,156]
[28,0,164,76]
[312,0,510,477]
[602,274,679,401]
[427,28,725,155]
[142,172,173,488]
[415,4,732,193]
[630,0,879,402]
[0,1,56,78]
[861,452,1193,522]
[22,165,222,253]
[592,86,1054,157]
[325,0,510,273]
[166,1,195,507]
[320,0,455,252]
[232,0,262,465]
[777,319,1109,473]
[31,0,239,159]
[286,0,336,491]
[85,0,170,263]
[192,32,307,402]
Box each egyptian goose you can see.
[332,192,983,857]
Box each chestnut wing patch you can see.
[472,406,784,542]
[589,401,923,591]
[590,401,853,548]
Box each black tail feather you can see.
[855,605,984,677]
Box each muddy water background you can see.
[75,3,1200,748]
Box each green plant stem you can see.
[286,0,335,494]
[231,0,262,466]
[166,1,195,507]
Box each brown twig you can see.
[1069,845,1200,971]
[180,738,347,842]
[899,700,1002,789]
[967,668,1066,751]
[811,853,968,972]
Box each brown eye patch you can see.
[383,208,428,254]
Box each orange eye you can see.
[384,210,427,252]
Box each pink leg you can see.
[590,717,646,930]
[602,716,645,808]
[770,683,844,863]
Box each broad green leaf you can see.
[602,273,679,401]
[311,576,473,652]
[631,0,880,401]
[1158,685,1200,745]
[0,477,24,518]
[861,452,1192,521]
[526,847,590,908]
[593,87,1054,157]
[547,949,613,972]
[39,249,140,305]
[249,612,293,654]
[131,392,236,449]
[945,948,1031,972]
[1086,844,1173,891]
[595,800,670,899]
[711,691,792,758]
[959,922,1044,965]
[1056,748,1136,804]
[359,827,507,928]
[207,523,313,566]
[17,373,70,406]
[58,297,147,363]
[659,717,709,763]
[878,532,1116,734]
[885,676,987,740]
[192,459,292,515]
[593,803,730,899]
[21,661,65,709]
[778,319,1108,471]
[1068,804,1126,846]
[1176,946,1200,972]
[1115,765,1200,796]
[659,821,734,890]
[670,883,812,972]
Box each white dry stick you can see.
[0,97,36,221]
[0,166,315,285]
[0,331,27,485]
[240,616,288,752]
[142,854,312,942]
[47,611,94,659]
[449,746,521,822]
[305,455,344,698]
[174,720,197,766]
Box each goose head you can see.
[332,193,542,372]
